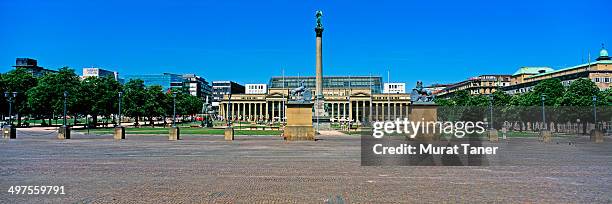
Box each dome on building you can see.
[597,43,611,61]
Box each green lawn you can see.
[76,127,281,136]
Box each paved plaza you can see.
[1,128,612,203]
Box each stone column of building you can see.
[342,103,346,120]
[331,103,335,121]
[265,101,270,121]
[258,102,262,121]
[374,102,377,121]
[393,103,397,119]
[242,103,246,121]
[349,101,353,122]
[399,103,403,118]
[355,101,359,123]
[270,101,276,121]
[336,103,342,120]
[380,103,383,121]
[362,100,366,123]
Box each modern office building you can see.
[383,83,406,94]
[12,58,56,77]
[212,81,245,102]
[182,74,212,101]
[245,84,268,94]
[82,67,121,82]
[124,73,184,92]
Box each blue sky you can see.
[0,0,610,86]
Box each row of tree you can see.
[434,78,612,129]
[1,68,204,127]
[436,78,611,107]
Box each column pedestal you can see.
[58,126,71,140]
[591,130,604,143]
[488,129,498,142]
[225,127,234,141]
[408,103,438,141]
[2,125,16,139]
[169,127,180,141]
[114,126,125,140]
[539,130,552,143]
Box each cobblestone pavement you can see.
[1,129,611,203]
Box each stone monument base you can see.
[539,130,552,143]
[285,126,315,140]
[488,129,498,142]
[114,126,125,140]
[169,127,180,140]
[224,127,234,141]
[285,102,315,141]
[407,103,438,141]
[2,125,16,139]
[58,126,70,140]
[590,130,604,143]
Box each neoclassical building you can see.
[219,76,412,124]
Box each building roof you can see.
[525,60,612,79]
[512,67,554,76]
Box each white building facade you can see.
[245,84,268,94]
[383,83,406,94]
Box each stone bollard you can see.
[540,130,552,143]
[169,127,180,141]
[488,129,498,142]
[590,130,604,143]
[224,127,234,141]
[2,125,16,139]
[114,126,125,140]
[58,126,71,140]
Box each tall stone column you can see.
[315,25,324,98]
[314,11,327,118]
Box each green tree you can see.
[78,76,122,127]
[143,85,168,127]
[559,78,600,106]
[533,78,565,106]
[491,91,511,106]
[27,67,80,126]
[451,90,471,106]
[122,79,147,126]
[3,68,37,126]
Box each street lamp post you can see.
[541,94,546,130]
[118,91,123,127]
[172,92,177,127]
[63,91,68,127]
[489,94,494,130]
[169,92,180,141]
[4,92,17,126]
[114,91,126,140]
[592,95,597,129]
[227,94,232,127]
[3,92,18,139]
[58,91,70,140]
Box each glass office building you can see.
[268,76,383,93]
[124,73,184,91]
